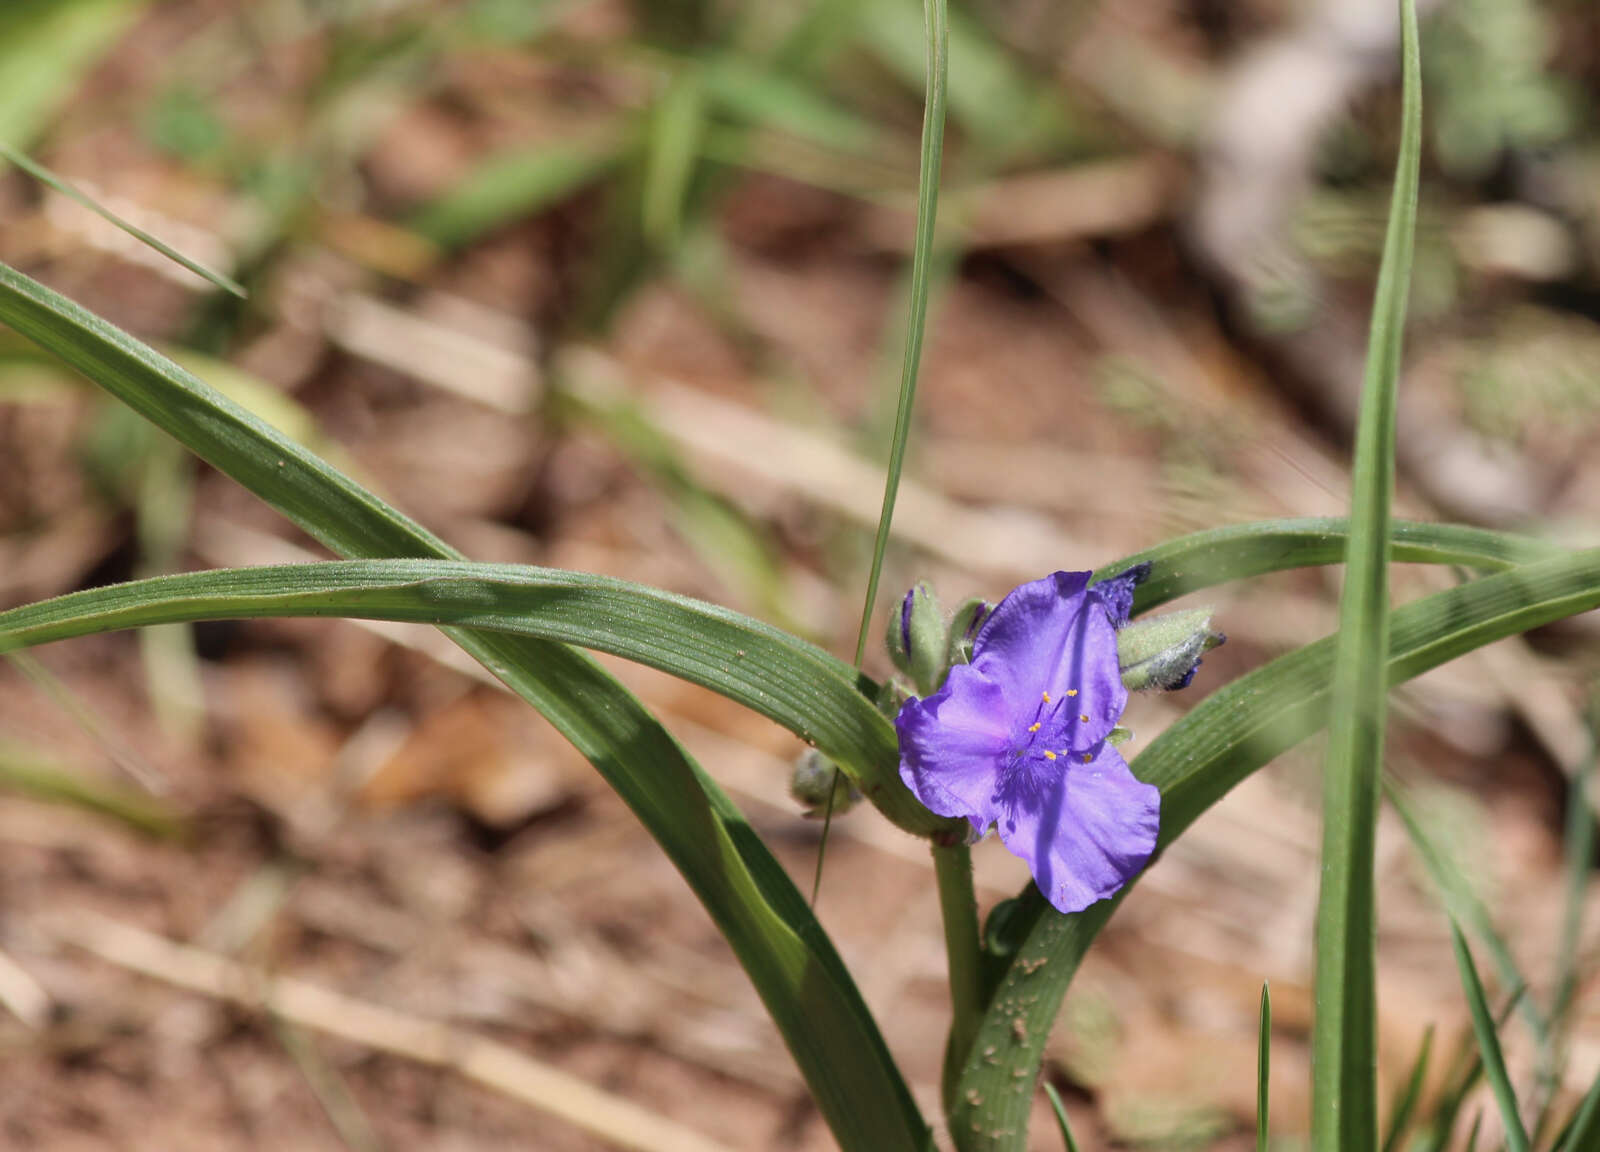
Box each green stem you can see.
[933,839,983,1113]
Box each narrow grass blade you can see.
[1312,2,1422,1145]
[0,262,933,1152]
[0,144,245,297]
[852,0,946,667]
[951,548,1600,1150]
[1560,1060,1600,1151]
[1462,1110,1483,1152]
[1450,922,1531,1152]
[1387,778,1546,1047]
[1257,982,1271,1152]
[1042,1083,1082,1152]
[1380,1024,1433,1152]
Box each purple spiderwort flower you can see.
[895,569,1160,915]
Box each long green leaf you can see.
[1313,1,1422,1144]
[0,261,931,1152]
[852,0,946,666]
[952,548,1600,1149]
[1451,923,1531,1152]
[1096,518,1557,612]
[0,558,937,829]
[0,514,1553,837]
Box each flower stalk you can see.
[933,838,983,1112]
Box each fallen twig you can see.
[52,910,742,1152]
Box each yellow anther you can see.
[1081,753,1093,763]
[1028,722,1041,732]
[1065,688,1078,697]
[1041,691,1051,703]
[1043,750,1057,761]
[1079,713,1089,723]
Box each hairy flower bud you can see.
[885,581,946,696]
[789,750,862,818]
[1116,607,1225,692]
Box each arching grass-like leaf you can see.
[0,514,1557,840]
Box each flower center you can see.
[1012,690,1091,765]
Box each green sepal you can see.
[1117,607,1224,691]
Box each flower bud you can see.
[789,749,862,818]
[943,596,994,672]
[885,581,946,696]
[1117,607,1225,692]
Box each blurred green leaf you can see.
[0,0,146,147]
[409,134,626,249]
[1561,1060,1600,1151]
[858,0,1058,159]
[1387,778,1546,1047]
[703,54,875,152]
[1380,1024,1433,1152]
[0,743,183,839]
[642,64,707,250]
[144,86,227,163]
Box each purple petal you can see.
[1092,562,1149,628]
[970,571,1126,748]
[995,743,1159,915]
[896,663,1010,833]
